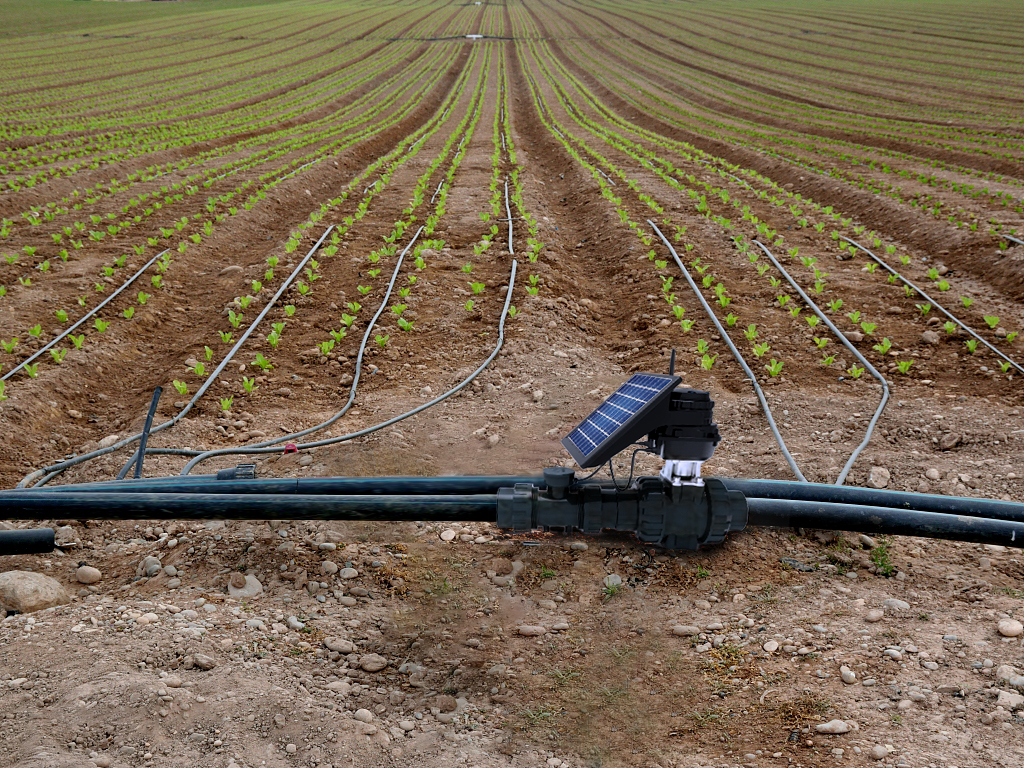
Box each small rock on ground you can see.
[76,565,102,584]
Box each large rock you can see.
[0,571,70,613]
[996,665,1024,691]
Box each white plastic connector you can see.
[659,459,704,487]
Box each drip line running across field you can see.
[648,221,805,482]
[18,228,335,488]
[841,236,1024,376]
[1,249,170,383]
[753,240,889,486]
[178,257,520,475]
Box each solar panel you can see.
[562,373,681,468]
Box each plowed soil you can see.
[1,2,1023,768]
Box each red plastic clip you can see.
[283,443,298,454]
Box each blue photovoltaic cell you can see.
[564,374,675,464]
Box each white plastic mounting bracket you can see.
[659,459,704,487]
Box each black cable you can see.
[577,463,606,482]
[610,448,644,490]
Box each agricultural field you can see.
[1,1,1024,767]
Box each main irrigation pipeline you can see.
[3,361,1024,555]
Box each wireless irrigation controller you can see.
[495,372,748,550]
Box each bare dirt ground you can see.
[2,2,1024,768]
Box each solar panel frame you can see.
[562,373,681,467]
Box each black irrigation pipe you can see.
[721,477,1024,523]
[116,386,162,480]
[504,178,514,254]
[753,241,889,486]
[648,221,806,482]
[24,475,544,496]
[2,248,170,382]
[1004,234,1024,247]
[841,235,1024,375]
[18,227,335,488]
[745,498,1024,549]
[2,487,1021,548]
[0,492,498,522]
[26,473,1022,525]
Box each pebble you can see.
[353,708,374,723]
[815,719,852,734]
[925,468,941,481]
[921,330,940,345]
[324,637,357,654]
[285,743,297,754]
[192,653,217,671]
[76,565,102,584]
[137,555,162,578]
[228,575,263,599]
[763,640,779,652]
[569,542,588,551]
[286,616,305,631]
[865,609,884,623]
[517,625,547,636]
[399,720,416,732]
[440,529,457,541]
[868,466,890,489]
[997,618,1023,638]
[840,666,857,684]
[940,432,961,450]
[673,625,700,637]
[883,598,910,612]
[869,745,888,760]
[322,561,339,575]
[603,574,622,588]
[359,653,388,672]
[338,568,358,579]
[97,434,120,449]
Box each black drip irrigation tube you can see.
[841,235,1024,376]
[752,240,889,486]
[175,254,518,475]
[648,220,806,482]
[2,248,171,382]
[18,227,336,488]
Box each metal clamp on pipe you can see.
[496,467,747,550]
